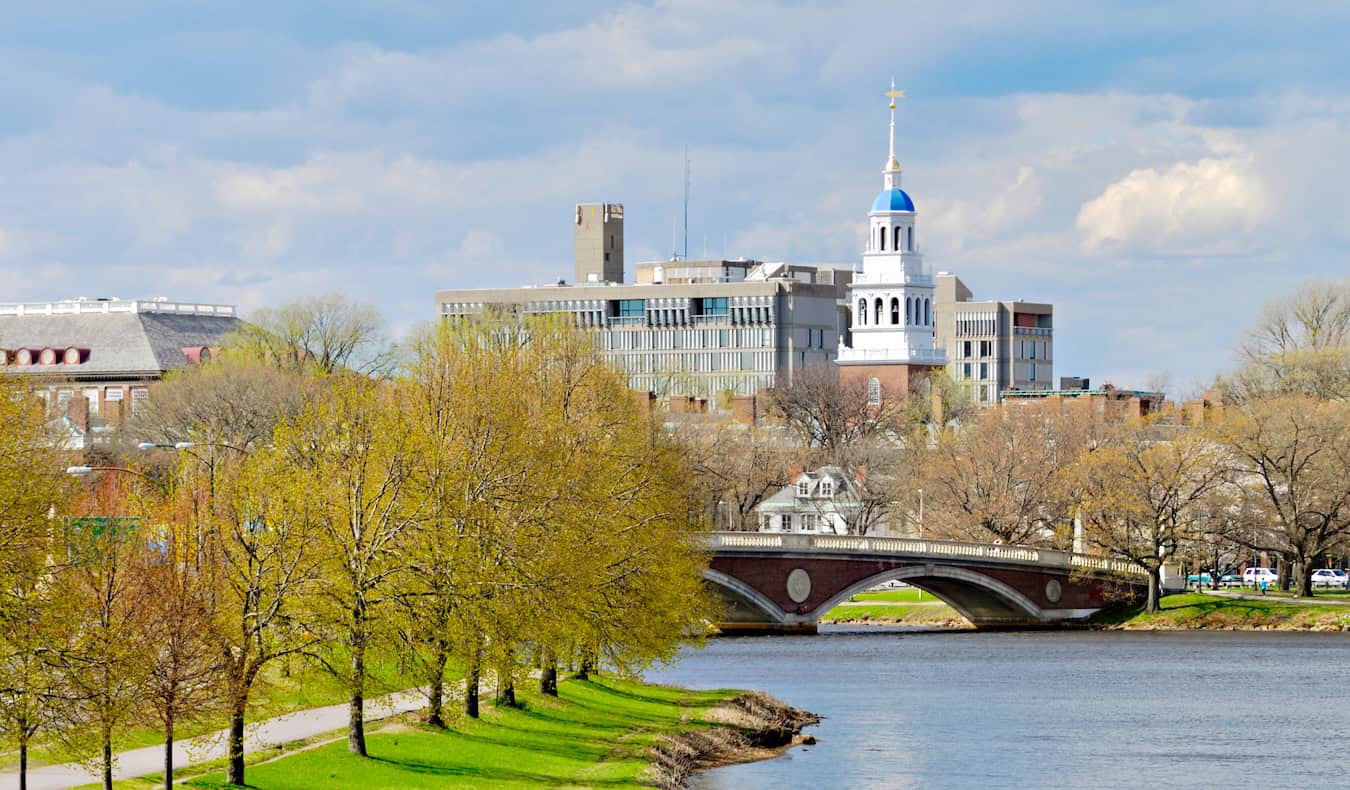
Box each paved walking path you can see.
[0,689,429,790]
[1197,589,1350,605]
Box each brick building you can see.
[0,298,241,448]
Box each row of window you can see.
[856,295,931,328]
[954,314,998,337]
[0,347,91,366]
[956,340,995,359]
[37,386,149,416]
[610,350,775,374]
[875,224,915,253]
[1019,340,1051,360]
[603,327,775,351]
[629,372,775,397]
[796,480,834,497]
[959,361,994,382]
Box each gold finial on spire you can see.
[886,82,905,111]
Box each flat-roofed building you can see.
[934,273,1053,405]
[435,256,850,399]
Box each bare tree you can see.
[676,418,794,531]
[1212,397,1350,596]
[230,292,394,376]
[1067,422,1231,612]
[924,401,1094,546]
[770,364,902,454]
[127,359,305,454]
[1225,278,1350,402]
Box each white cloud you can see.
[925,166,1043,255]
[1074,156,1269,255]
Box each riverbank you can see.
[138,676,815,789]
[1099,592,1350,631]
[820,589,970,628]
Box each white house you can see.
[756,466,873,535]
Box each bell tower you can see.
[836,82,945,401]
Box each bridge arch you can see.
[702,568,791,625]
[813,564,1048,625]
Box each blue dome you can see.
[872,188,916,212]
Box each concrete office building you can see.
[435,222,850,398]
[934,273,1053,405]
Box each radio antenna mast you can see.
[683,147,690,263]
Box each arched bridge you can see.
[704,532,1148,632]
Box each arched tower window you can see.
[924,298,931,326]
[867,377,882,406]
[857,298,867,326]
[907,226,914,251]
[879,226,886,251]
[894,226,902,252]
[874,298,883,325]
[890,297,900,324]
[906,296,913,325]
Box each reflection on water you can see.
[645,627,1350,789]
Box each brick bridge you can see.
[704,532,1147,632]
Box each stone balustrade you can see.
[704,532,1146,577]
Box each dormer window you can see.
[797,481,811,497]
[820,480,834,498]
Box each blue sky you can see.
[3,1,1349,393]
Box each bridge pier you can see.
[715,621,819,636]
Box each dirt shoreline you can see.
[647,692,820,789]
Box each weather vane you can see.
[886,79,905,110]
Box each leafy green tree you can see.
[210,449,322,786]
[275,374,427,755]
[0,376,68,790]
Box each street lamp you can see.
[67,465,146,477]
[917,487,924,539]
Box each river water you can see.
[645,627,1350,789]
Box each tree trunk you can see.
[577,646,595,680]
[164,711,175,790]
[1146,566,1161,614]
[497,674,516,708]
[1295,561,1314,598]
[540,651,558,697]
[102,728,113,790]
[465,662,480,719]
[424,639,448,728]
[348,635,367,756]
[19,735,27,790]
[226,698,246,786]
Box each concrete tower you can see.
[574,203,624,284]
[837,82,945,401]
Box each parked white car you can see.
[1310,569,1349,589]
[1243,568,1279,587]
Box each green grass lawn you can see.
[175,676,740,790]
[1098,593,1350,630]
[1239,588,1350,600]
[846,589,934,603]
[1,646,427,773]
[821,601,962,624]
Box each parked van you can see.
[1243,567,1279,587]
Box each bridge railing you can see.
[705,532,1147,577]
